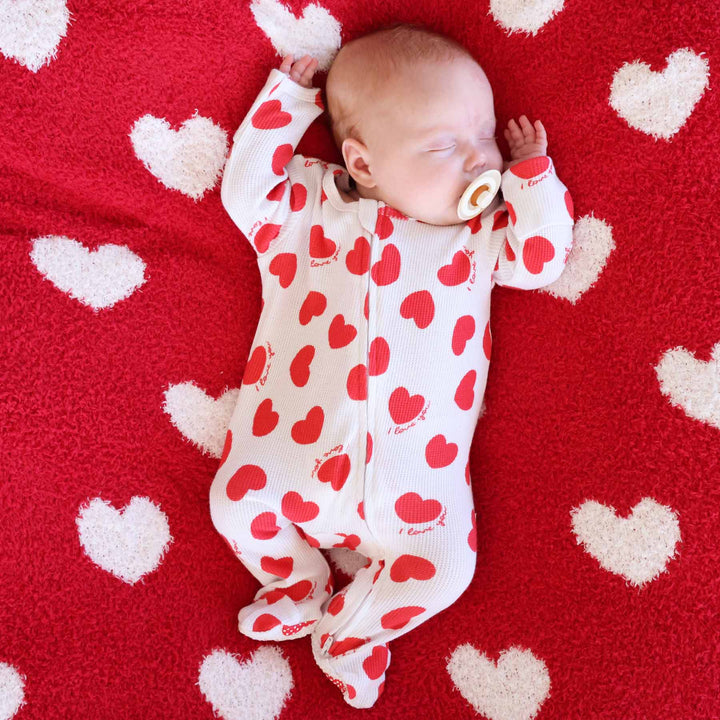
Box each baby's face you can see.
[350,57,503,226]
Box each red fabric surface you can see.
[1,1,718,718]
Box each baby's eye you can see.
[429,145,455,153]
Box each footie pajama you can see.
[209,67,574,708]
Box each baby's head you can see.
[325,24,503,226]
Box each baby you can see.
[209,23,574,709]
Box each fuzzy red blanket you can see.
[1,0,718,718]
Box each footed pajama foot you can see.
[238,587,324,640]
[311,631,390,708]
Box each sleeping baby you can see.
[209,23,574,709]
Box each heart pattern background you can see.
[1,0,718,718]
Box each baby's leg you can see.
[210,474,333,641]
[310,529,477,708]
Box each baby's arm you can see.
[491,116,574,290]
[220,55,323,255]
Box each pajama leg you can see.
[310,534,477,708]
[209,477,333,641]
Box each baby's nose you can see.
[465,148,487,176]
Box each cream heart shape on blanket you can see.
[250,0,341,71]
[570,498,681,587]
[609,48,710,140]
[30,236,146,310]
[542,214,615,303]
[447,645,550,720]
[0,662,25,720]
[163,382,239,458]
[76,497,173,585]
[655,342,720,430]
[129,112,228,200]
[489,0,565,36]
[198,647,293,720]
[0,0,70,72]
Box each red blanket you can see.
[1,1,718,718]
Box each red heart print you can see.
[492,209,509,231]
[291,406,324,444]
[565,190,574,220]
[327,593,345,616]
[252,398,279,436]
[281,491,320,522]
[226,464,267,501]
[253,223,280,253]
[290,183,307,211]
[271,143,293,175]
[243,345,267,385]
[345,236,370,275]
[438,250,471,286]
[329,637,368,657]
[380,606,425,630]
[483,322,492,360]
[333,533,361,551]
[250,511,280,540]
[400,290,434,329]
[266,181,285,201]
[328,314,357,348]
[282,579,314,601]
[454,370,476,411]
[505,240,516,262]
[260,555,294,579]
[425,434,458,468]
[253,614,281,632]
[509,155,550,179]
[218,430,232,468]
[469,509,477,552]
[368,337,389,376]
[268,253,296,288]
[365,434,372,465]
[252,100,292,129]
[309,225,337,258]
[347,364,367,401]
[317,453,351,491]
[370,243,401,286]
[523,235,555,274]
[290,345,315,387]
[388,387,425,425]
[451,316,475,356]
[375,207,395,239]
[363,645,389,680]
[394,492,442,523]
[389,555,436,582]
[507,201,517,226]
[299,291,327,325]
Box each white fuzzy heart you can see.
[0,0,70,72]
[447,645,550,720]
[0,663,25,720]
[198,647,293,720]
[163,382,239,458]
[609,48,710,140]
[130,112,228,200]
[30,236,146,310]
[489,0,565,36]
[655,342,720,430]
[250,0,341,71]
[76,497,173,585]
[570,498,681,587]
[542,213,615,303]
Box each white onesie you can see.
[209,67,575,709]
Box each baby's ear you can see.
[342,138,375,188]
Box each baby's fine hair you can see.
[325,23,475,150]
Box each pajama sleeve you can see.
[220,68,325,255]
[488,156,575,290]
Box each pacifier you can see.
[457,169,502,220]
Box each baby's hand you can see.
[279,54,319,89]
[503,115,548,168]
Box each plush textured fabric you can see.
[1,1,718,718]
